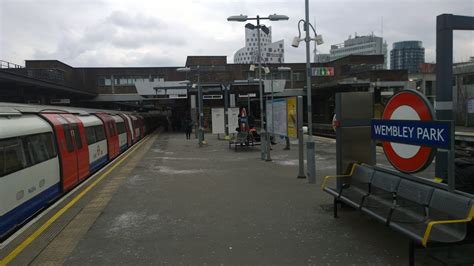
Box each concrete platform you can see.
[1,131,469,265]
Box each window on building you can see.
[463,74,474,85]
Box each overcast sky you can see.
[0,0,473,67]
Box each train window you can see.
[95,125,106,141]
[25,133,57,164]
[85,126,97,144]
[71,124,82,149]
[63,124,74,152]
[116,122,126,134]
[1,138,27,176]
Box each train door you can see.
[119,114,132,147]
[95,114,119,160]
[40,114,81,191]
[60,114,89,182]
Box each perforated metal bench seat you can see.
[322,164,374,209]
[322,163,474,247]
[361,171,401,223]
[391,188,474,246]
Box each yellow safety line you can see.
[0,134,154,266]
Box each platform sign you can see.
[287,97,297,138]
[371,90,451,173]
[311,67,334,76]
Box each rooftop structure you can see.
[233,23,284,64]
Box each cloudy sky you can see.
[0,0,473,67]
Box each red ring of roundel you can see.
[382,91,435,173]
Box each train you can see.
[0,102,161,240]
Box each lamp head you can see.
[227,15,248,22]
[176,67,191,72]
[315,34,324,45]
[249,64,256,71]
[291,37,301,48]
[268,14,289,21]
[264,67,270,74]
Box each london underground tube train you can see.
[0,102,160,240]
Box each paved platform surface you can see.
[3,131,470,265]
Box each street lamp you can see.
[228,13,289,161]
[291,0,323,184]
[177,66,205,146]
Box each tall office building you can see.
[390,41,425,73]
[329,34,388,68]
[233,23,284,64]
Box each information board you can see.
[228,107,239,134]
[266,98,288,137]
[468,98,474,114]
[211,108,225,134]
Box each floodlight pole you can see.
[228,13,288,161]
[304,0,316,184]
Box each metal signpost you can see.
[435,14,474,181]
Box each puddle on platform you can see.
[154,166,204,175]
[154,156,206,161]
[108,211,145,233]
[152,148,174,155]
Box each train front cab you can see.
[75,115,108,173]
[40,113,89,192]
[0,113,61,239]
[95,113,120,160]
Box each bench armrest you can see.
[422,205,474,247]
[321,164,357,189]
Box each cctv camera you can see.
[291,37,300,48]
[315,34,324,45]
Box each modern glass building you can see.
[390,41,425,73]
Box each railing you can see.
[0,60,24,69]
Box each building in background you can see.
[329,34,388,68]
[315,53,330,63]
[390,41,425,73]
[233,23,284,64]
[454,58,474,126]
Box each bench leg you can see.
[334,198,339,218]
[409,240,415,266]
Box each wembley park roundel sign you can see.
[380,90,436,173]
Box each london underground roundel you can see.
[382,90,436,173]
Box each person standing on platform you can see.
[185,117,193,139]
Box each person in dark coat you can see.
[184,118,193,139]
